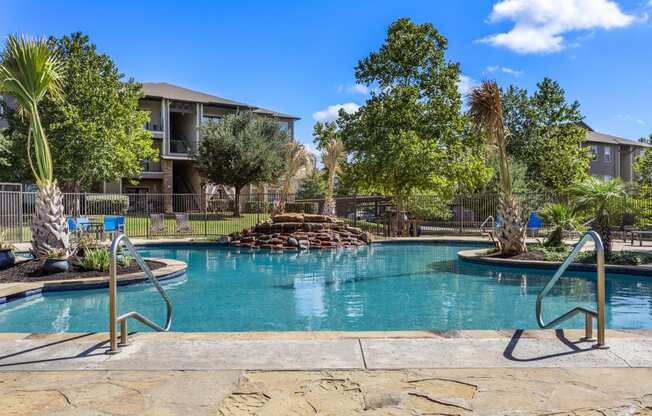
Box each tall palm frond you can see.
[322,138,345,199]
[0,35,68,258]
[0,35,63,185]
[468,80,526,255]
[279,141,314,209]
[570,177,627,257]
[468,80,511,197]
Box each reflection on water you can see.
[1,242,651,332]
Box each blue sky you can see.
[1,0,651,151]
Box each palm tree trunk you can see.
[322,170,336,216]
[593,214,612,258]
[497,194,527,255]
[31,180,69,258]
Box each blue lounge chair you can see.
[67,217,77,232]
[527,212,542,236]
[104,216,125,233]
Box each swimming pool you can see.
[1,242,651,332]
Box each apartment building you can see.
[583,123,650,182]
[102,82,299,208]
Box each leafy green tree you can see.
[195,112,288,216]
[0,35,69,257]
[634,134,652,197]
[571,177,627,258]
[0,130,11,168]
[0,32,155,192]
[338,18,489,203]
[501,78,590,192]
[297,169,326,199]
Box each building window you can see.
[278,121,289,132]
[604,146,612,162]
[591,145,599,160]
[202,115,222,124]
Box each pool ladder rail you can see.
[535,230,607,348]
[107,233,173,354]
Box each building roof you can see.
[582,122,650,148]
[142,82,300,120]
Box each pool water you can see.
[1,242,651,332]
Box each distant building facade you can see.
[100,83,299,211]
[583,123,650,182]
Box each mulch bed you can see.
[0,259,165,283]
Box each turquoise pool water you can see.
[1,242,651,332]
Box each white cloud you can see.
[486,65,523,77]
[636,119,646,125]
[457,75,478,96]
[479,0,637,54]
[336,83,370,95]
[313,103,360,122]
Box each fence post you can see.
[353,195,358,228]
[19,190,24,242]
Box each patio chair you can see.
[149,213,166,236]
[103,215,126,240]
[175,213,192,234]
[527,212,542,237]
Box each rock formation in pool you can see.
[222,213,372,249]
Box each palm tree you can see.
[321,137,345,216]
[541,203,583,247]
[468,80,527,255]
[0,35,68,258]
[571,177,627,257]
[278,141,313,212]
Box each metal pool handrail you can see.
[108,233,173,354]
[535,230,607,348]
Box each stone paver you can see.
[2,368,652,415]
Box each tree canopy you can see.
[337,18,489,203]
[634,134,652,197]
[501,78,590,192]
[0,32,155,192]
[195,111,288,215]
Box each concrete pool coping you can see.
[1,329,651,371]
[458,248,652,276]
[0,258,187,304]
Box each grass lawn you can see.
[3,214,383,242]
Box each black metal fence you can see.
[1,191,651,242]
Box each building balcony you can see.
[141,159,162,172]
[170,137,194,154]
[144,121,164,138]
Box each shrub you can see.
[86,194,129,215]
[80,247,110,272]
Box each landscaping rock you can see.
[229,212,370,251]
[273,213,304,223]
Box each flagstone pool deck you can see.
[2,330,652,415]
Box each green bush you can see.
[80,247,110,272]
[284,202,319,214]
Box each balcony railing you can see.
[170,138,193,154]
[141,159,162,172]
[144,121,163,132]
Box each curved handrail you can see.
[108,233,173,353]
[535,230,606,347]
[480,215,495,232]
